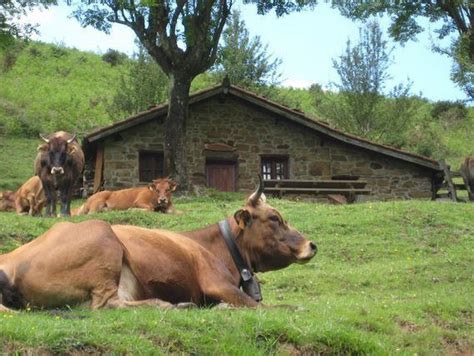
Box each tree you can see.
[214,9,281,89]
[0,0,56,47]
[109,44,169,117]
[70,0,311,190]
[316,21,415,145]
[333,1,473,100]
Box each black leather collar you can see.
[218,219,262,302]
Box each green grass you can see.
[0,137,39,190]
[0,197,473,354]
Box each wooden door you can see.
[206,161,236,192]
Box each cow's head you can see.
[234,176,317,272]
[40,133,76,176]
[148,177,177,209]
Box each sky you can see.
[23,2,467,102]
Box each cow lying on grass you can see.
[0,177,45,216]
[15,176,45,216]
[76,177,178,215]
[0,178,317,311]
[0,191,16,212]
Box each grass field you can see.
[0,195,472,354]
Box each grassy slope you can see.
[0,137,39,190]
[0,197,473,354]
[0,42,124,136]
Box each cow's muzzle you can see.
[158,198,168,206]
[51,167,65,175]
[296,241,317,263]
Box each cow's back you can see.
[105,187,151,209]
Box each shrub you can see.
[431,100,467,121]
[101,49,128,66]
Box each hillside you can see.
[0,40,472,171]
[0,198,472,353]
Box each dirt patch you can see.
[3,343,53,355]
[442,336,474,356]
[278,342,329,355]
[395,318,420,333]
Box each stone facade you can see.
[102,96,434,200]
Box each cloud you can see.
[282,78,314,89]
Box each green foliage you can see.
[213,10,282,89]
[108,44,169,117]
[333,1,473,101]
[0,0,57,47]
[101,48,128,66]
[319,21,415,145]
[431,100,468,123]
[0,41,123,136]
[0,198,472,353]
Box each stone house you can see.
[83,82,442,200]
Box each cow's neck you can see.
[182,218,253,283]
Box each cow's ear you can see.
[148,183,156,191]
[37,143,48,152]
[169,180,177,192]
[234,209,251,229]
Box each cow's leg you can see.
[105,295,175,309]
[42,183,55,217]
[133,203,154,211]
[200,281,259,307]
[14,197,26,216]
[59,184,72,217]
[27,194,36,216]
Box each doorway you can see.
[205,160,237,192]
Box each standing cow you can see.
[35,131,85,217]
[460,156,474,201]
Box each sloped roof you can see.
[84,83,441,171]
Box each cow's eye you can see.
[269,215,280,222]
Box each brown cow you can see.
[460,156,474,201]
[0,179,317,311]
[35,131,85,217]
[76,178,177,215]
[14,176,45,216]
[0,191,16,212]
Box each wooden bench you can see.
[263,179,370,203]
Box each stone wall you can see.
[102,95,434,200]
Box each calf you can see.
[0,178,317,311]
[460,156,474,201]
[35,131,84,217]
[14,176,45,216]
[0,191,16,212]
[76,178,177,215]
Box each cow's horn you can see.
[39,133,49,143]
[67,134,76,144]
[249,174,265,206]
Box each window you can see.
[139,151,164,182]
[261,156,289,180]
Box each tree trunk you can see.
[164,73,192,191]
